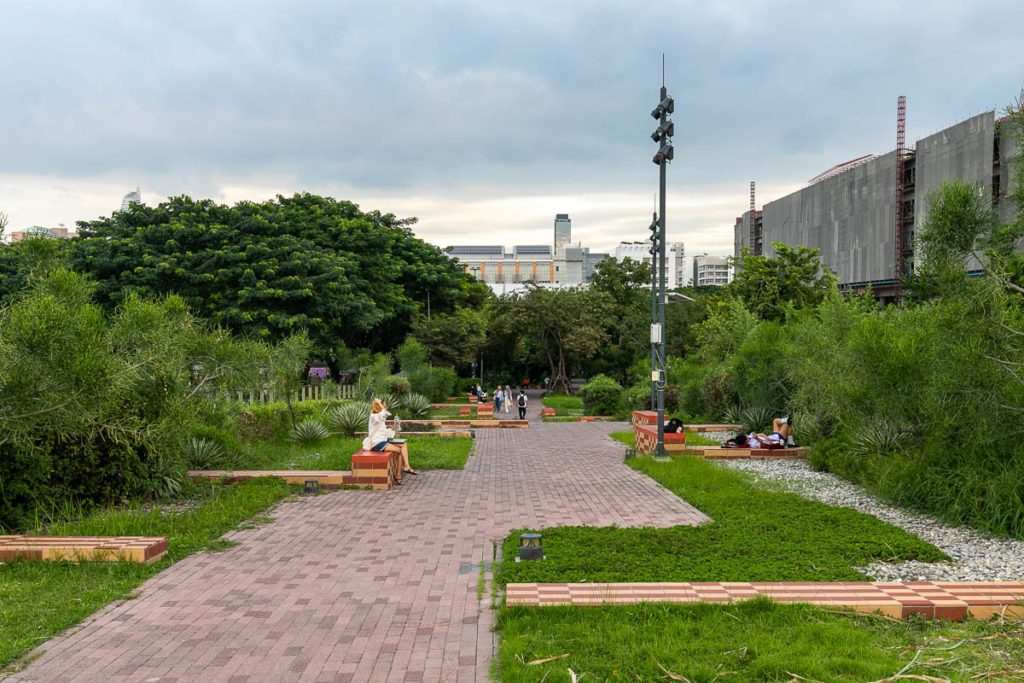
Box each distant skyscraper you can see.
[121,188,141,212]
[554,213,571,249]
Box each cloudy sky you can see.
[2,1,1022,270]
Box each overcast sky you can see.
[2,1,1022,269]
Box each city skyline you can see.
[2,2,1022,258]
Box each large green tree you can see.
[67,193,485,360]
[729,243,836,320]
[500,284,614,394]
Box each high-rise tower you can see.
[554,213,571,249]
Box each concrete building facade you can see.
[554,213,572,249]
[614,241,686,288]
[692,254,731,287]
[735,110,1020,300]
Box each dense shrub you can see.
[0,269,311,530]
[579,374,624,416]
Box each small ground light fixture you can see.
[517,533,544,561]
[624,447,637,460]
[304,479,320,495]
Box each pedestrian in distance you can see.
[516,389,528,420]
[494,386,503,414]
[504,384,512,413]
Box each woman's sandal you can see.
[403,469,419,475]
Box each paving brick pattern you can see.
[506,581,1024,620]
[8,407,705,682]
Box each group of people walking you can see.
[471,383,529,419]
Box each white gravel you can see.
[714,458,1024,582]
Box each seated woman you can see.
[362,398,418,476]
[665,417,685,433]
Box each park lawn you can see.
[497,600,1024,682]
[540,393,583,416]
[499,432,945,585]
[0,479,290,671]
[238,434,474,471]
[492,431,986,680]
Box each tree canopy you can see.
[66,193,487,361]
[729,243,836,320]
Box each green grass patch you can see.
[0,479,290,670]
[238,435,474,471]
[497,601,1024,682]
[499,432,946,585]
[541,394,583,416]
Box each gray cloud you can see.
[2,0,1022,254]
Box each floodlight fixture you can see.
[651,120,674,142]
[650,96,675,119]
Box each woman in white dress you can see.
[503,384,512,413]
[362,398,417,475]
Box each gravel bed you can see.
[714,458,1024,582]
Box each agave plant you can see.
[327,401,371,436]
[290,418,329,444]
[398,392,431,419]
[852,420,910,458]
[723,404,777,433]
[147,453,184,498]
[185,437,227,469]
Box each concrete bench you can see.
[0,535,168,564]
[342,450,403,490]
[188,470,346,488]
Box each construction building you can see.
[735,104,1020,302]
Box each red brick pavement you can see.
[7,409,706,682]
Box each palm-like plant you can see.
[290,418,329,444]
[327,401,371,436]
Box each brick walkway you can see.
[7,406,706,682]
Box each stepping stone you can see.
[0,535,168,564]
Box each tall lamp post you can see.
[649,76,674,462]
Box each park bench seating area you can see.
[631,411,808,458]
[0,535,168,564]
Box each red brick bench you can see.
[0,535,168,564]
[459,407,472,417]
[634,423,687,454]
[476,403,494,418]
[683,445,810,460]
[342,450,403,490]
[541,407,556,418]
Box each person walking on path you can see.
[494,386,503,414]
[516,389,528,419]
[504,384,512,413]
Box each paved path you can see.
[8,401,706,682]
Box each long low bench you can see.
[188,470,347,488]
[389,419,527,429]
[506,581,1024,620]
[0,535,168,564]
[683,444,810,460]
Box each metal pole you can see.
[650,212,658,411]
[654,84,669,461]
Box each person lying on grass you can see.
[363,398,418,476]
